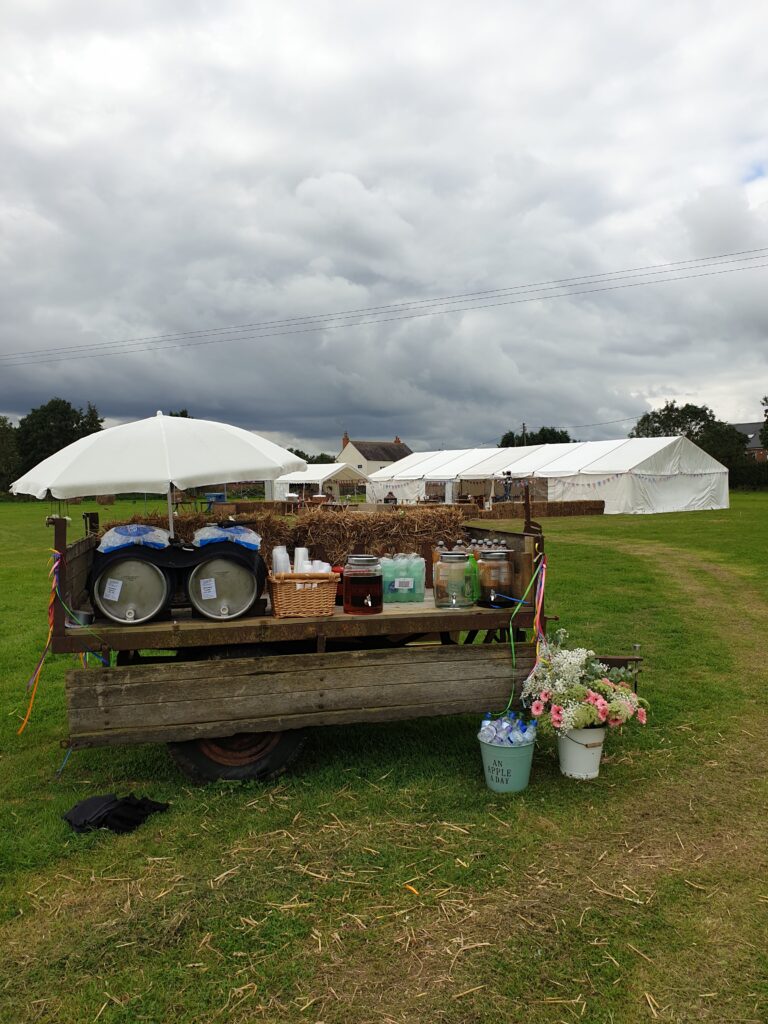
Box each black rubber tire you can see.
[167,729,307,783]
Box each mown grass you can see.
[1,495,767,1023]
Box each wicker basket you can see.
[269,572,339,618]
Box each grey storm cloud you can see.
[1,0,768,456]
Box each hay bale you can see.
[102,506,466,569]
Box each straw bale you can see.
[292,506,467,566]
[102,506,465,569]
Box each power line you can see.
[3,248,767,364]
[3,243,767,364]
[3,249,768,368]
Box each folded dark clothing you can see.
[64,793,169,834]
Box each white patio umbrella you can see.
[10,411,306,536]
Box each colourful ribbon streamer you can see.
[17,551,59,735]
[17,550,109,735]
[487,552,547,718]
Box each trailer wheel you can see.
[167,730,307,783]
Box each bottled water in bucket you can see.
[477,713,536,793]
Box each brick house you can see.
[731,421,767,463]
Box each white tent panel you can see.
[576,436,675,473]
[489,442,585,478]
[421,448,503,480]
[274,463,369,499]
[458,444,547,480]
[381,449,466,480]
[367,450,445,482]
[536,439,631,476]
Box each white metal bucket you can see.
[557,727,606,780]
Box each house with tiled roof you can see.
[337,432,413,475]
[731,421,766,463]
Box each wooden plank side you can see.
[65,644,535,747]
[67,647,534,715]
[67,656,535,715]
[69,671,523,733]
[64,535,99,608]
[67,692,528,749]
[67,642,534,694]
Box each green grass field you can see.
[1,495,767,1023]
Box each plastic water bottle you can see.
[381,557,396,603]
[478,713,496,743]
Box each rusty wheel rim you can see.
[197,732,281,766]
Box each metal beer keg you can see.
[187,556,259,620]
[92,558,171,624]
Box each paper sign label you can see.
[394,577,415,590]
[103,578,123,602]
[200,577,217,600]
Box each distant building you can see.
[337,431,413,475]
[731,422,767,463]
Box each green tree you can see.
[499,426,571,447]
[0,416,19,492]
[288,447,336,464]
[629,400,748,469]
[697,421,750,469]
[760,396,768,450]
[16,397,104,475]
[629,401,716,441]
[168,409,190,417]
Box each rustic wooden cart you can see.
[49,515,549,782]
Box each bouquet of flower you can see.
[521,630,648,735]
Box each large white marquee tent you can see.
[367,437,728,514]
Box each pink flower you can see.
[539,690,552,702]
[585,689,600,705]
[637,707,647,725]
[550,704,564,728]
[596,698,609,722]
[601,677,615,689]
[608,716,623,728]
[531,700,545,717]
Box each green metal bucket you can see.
[479,739,535,793]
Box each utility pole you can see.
[521,422,527,445]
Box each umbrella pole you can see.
[167,487,175,539]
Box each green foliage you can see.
[697,420,751,469]
[288,446,336,464]
[0,416,19,492]
[629,400,749,468]
[761,395,768,449]
[167,408,190,417]
[629,399,716,441]
[15,397,103,476]
[499,425,571,447]
[730,458,768,489]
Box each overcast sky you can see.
[1,0,767,455]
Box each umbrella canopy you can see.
[10,412,306,499]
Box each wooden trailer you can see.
[50,515,550,782]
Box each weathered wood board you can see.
[66,642,535,748]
